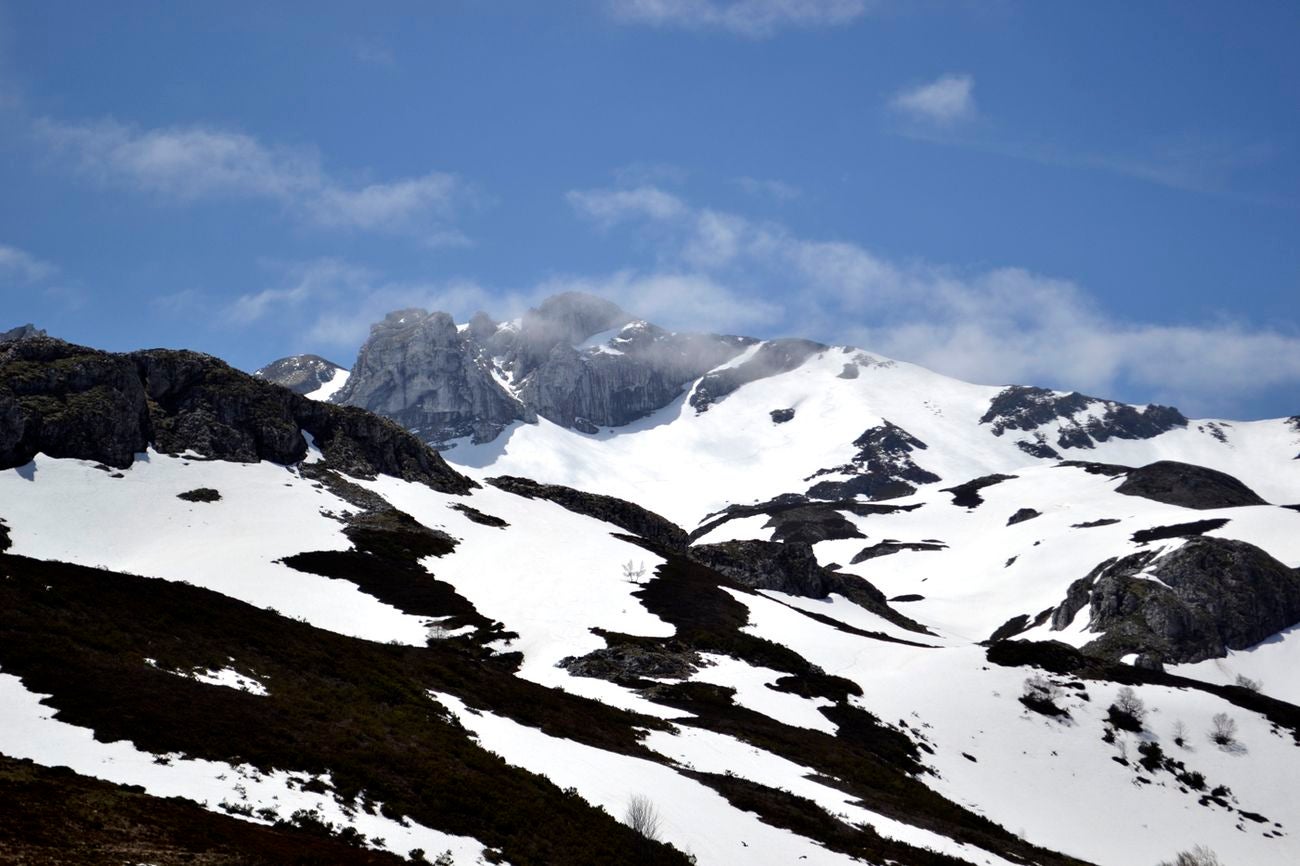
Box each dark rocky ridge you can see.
[1050,537,1300,664]
[254,353,346,395]
[981,385,1187,453]
[804,421,941,501]
[0,336,474,494]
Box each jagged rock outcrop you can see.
[804,420,941,500]
[332,295,750,445]
[334,309,533,445]
[1115,460,1267,510]
[0,337,474,494]
[487,475,689,551]
[1051,537,1300,663]
[254,354,346,395]
[981,385,1187,453]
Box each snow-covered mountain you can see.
[255,352,349,401]
[2,315,1299,866]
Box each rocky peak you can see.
[254,354,346,396]
[0,324,47,343]
[980,385,1187,456]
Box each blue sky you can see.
[0,1,1296,418]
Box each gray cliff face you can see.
[254,354,345,395]
[333,294,751,445]
[0,324,47,343]
[1051,537,1300,664]
[334,309,533,445]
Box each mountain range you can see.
[1,296,1298,866]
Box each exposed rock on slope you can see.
[689,338,822,413]
[1115,460,1268,510]
[981,385,1187,454]
[254,354,346,395]
[1051,537,1300,663]
[804,421,941,500]
[0,337,473,494]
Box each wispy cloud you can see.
[607,0,869,38]
[567,184,1300,416]
[34,117,475,239]
[353,39,396,68]
[566,185,688,227]
[732,176,801,201]
[0,243,57,283]
[890,74,976,125]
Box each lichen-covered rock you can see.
[0,337,475,494]
[1051,538,1300,663]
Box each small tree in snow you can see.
[622,560,647,584]
[1171,720,1189,748]
[1115,686,1146,722]
[1156,844,1225,866]
[1234,674,1262,693]
[625,794,661,841]
[1209,713,1238,747]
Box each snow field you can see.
[0,452,432,645]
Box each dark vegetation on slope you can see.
[487,475,689,550]
[850,540,947,564]
[987,640,1300,745]
[680,770,974,866]
[0,755,408,866]
[176,486,222,503]
[0,553,687,866]
[686,538,928,633]
[585,546,1094,866]
[0,337,473,494]
[690,494,920,543]
[1131,518,1231,544]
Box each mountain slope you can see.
[3,328,1300,865]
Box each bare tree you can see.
[1234,673,1262,693]
[1209,713,1238,746]
[1156,844,1224,866]
[625,794,662,841]
[1171,720,1189,748]
[1115,686,1146,723]
[622,560,647,584]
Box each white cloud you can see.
[0,243,56,283]
[34,118,472,237]
[353,39,396,68]
[565,183,1300,417]
[608,0,868,38]
[891,74,976,125]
